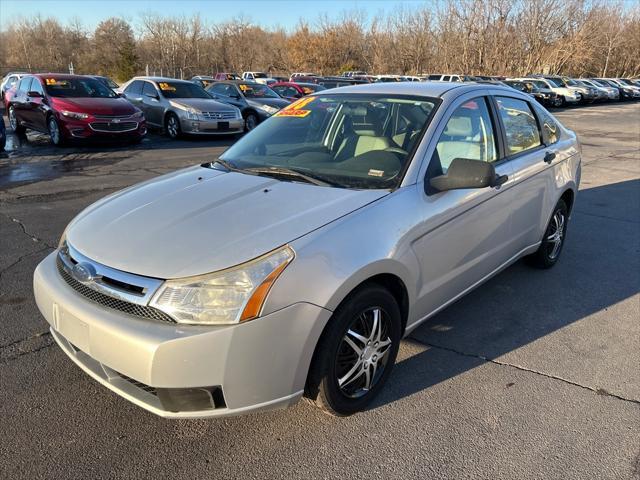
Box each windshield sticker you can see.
[158,82,176,91]
[301,87,314,94]
[275,109,311,118]
[45,78,69,87]
[239,84,251,92]
[368,169,384,177]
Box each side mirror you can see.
[27,91,42,98]
[429,158,507,192]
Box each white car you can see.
[241,72,276,85]
[516,78,581,106]
[1,72,27,101]
[577,79,618,101]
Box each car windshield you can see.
[564,79,578,86]
[44,77,118,98]
[545,78,563,88]
[211,94,438,190]
[238,83,279,98]
[157,82,211,99]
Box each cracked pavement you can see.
[1,103,639,479]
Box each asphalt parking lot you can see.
[1,102,639,479]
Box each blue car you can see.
[0,115,6,151]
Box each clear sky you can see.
[0,0,438,31]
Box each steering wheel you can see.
[384,147,408,156]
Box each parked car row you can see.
[2,69,638,149]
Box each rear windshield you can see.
[44,77,118,98]
[157,82,211,99]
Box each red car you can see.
[7,74,146,146]
[270,82,326,101]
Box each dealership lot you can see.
[0,103,638,479]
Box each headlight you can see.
[61,110,89,120]
[257,104,279,115]
[185,108,199,120]
[131,110,144,119]
[150,246,295,325]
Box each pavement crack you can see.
[411,337,640,407]
[0,212,56,249]
[0,331,53,363]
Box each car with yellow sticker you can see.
[270,82,326,101]
[120,76,243,139]
[206,80,291,131]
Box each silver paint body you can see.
[34,82,581,418]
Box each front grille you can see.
[93,114,132,120]
[120,374,158,396]
[89,121,138,132]
[201,111,237,120]
[56,257,176,323]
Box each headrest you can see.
[444,116,472,137]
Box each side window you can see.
[534,106,559,145]
[495,96,542,155]
[30,78,44,95]
[433,97,497,173]
[210,83,230,96]
[142,82,157,97]
[442,76,451,82]
[7,76,18,87]
[18,77,32,93]
[124,80,142,95]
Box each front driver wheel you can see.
[48,116,65,146]
[526,199,569,269]
[165,113,181,139]
[305,285,401,416]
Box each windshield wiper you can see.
[245,166,343,187]
[211,158,245,173]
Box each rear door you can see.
[410,94,515,321]
[12,77,32,128]
[25,77,47,131]
[493,95,567,251]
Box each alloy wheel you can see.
[49,117,60,144]
[245,114,257,131]
[546,210,565,260]
[167,116,179,138]
[335,307,392,398]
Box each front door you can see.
[410,95,515,324]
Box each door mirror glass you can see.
[429,158,500,192]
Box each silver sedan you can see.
[121,76,244,137]
[34,82,581,418]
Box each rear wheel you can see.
[526,199,569,269]
[8,106,25,134]
[305,285,402,416]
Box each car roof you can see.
[312,81,473,98]
[131,76,192,84]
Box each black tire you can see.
[165,112,181,139]
[47,115,66,146]
[305,284,402,416]
[560,96,567,107]
[8,106,25,134]
[526,199,569,269]
[244,112,258,132]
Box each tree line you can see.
[1,0,638,82]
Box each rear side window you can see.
[432,97,497,173]
[495,97,542,155]
[124,80,143,95]
[30,78,44,95]
[18,77,32,93]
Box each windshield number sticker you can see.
[45,78,68,86]
[276,96,315,118]
[368,169,384,177]
[158,82,176,91]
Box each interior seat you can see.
[435,116,481,171]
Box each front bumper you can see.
[34,251,331,418]
[61,117,147,139]
[180,117,244,135]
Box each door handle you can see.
[492,174,509,188]
[544,151,556,164]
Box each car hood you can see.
[67,166,387,278]
[247,97,291,109]
[51,97,137,116]
[170,98,236,112]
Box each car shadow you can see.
[371,178,639,409]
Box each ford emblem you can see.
[72,262,97,284]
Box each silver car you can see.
[34,82,581,418]
[121,77,243,138]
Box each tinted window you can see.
[238,83,279,98]
[44,77,117,98]
[18,77,32,93]
[496,96,542,155]
[142,82,158,97]
[433,97,497,173]
[124,80,143,95]
[428,75,442,80]
[208,83,236,97]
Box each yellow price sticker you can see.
[158,82,176,91]
[275,109,311,118]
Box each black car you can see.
[206,81,290,131]
[0,115,6,151]
[316,76,368,89]
[503,80,560,107]
[191,76,216,89]
[90,75,120,91]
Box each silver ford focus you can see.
[33,82,581,418]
